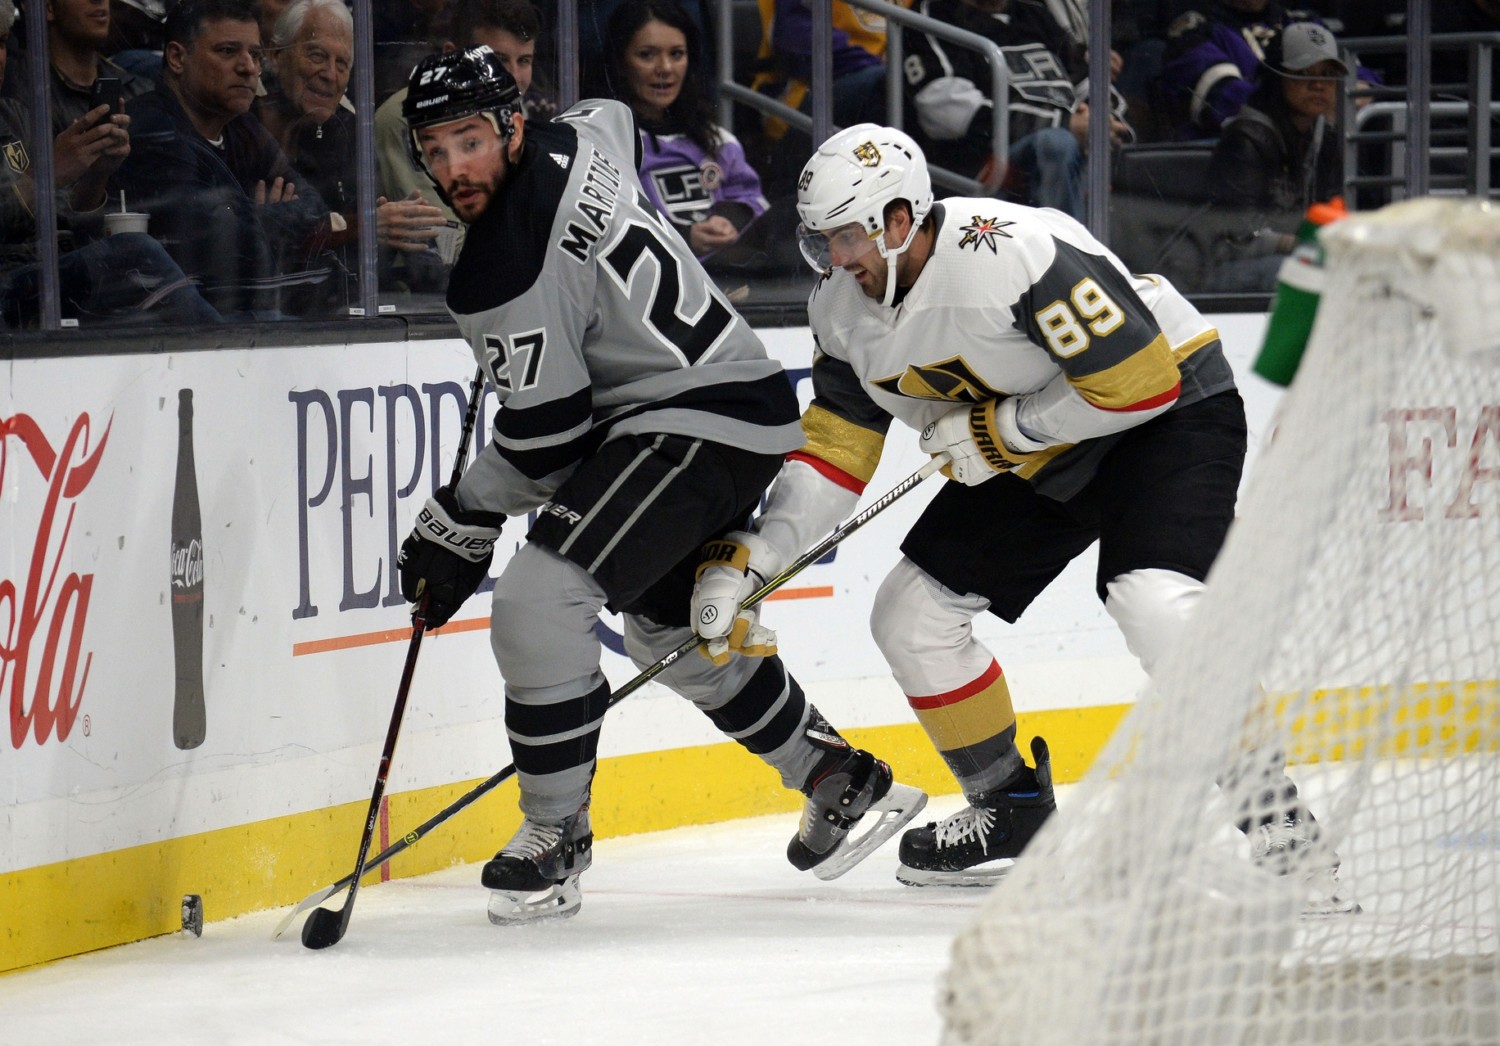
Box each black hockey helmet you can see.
[403,46,522,172]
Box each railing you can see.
[1341,32,1500,203]
[712,0,1012,195]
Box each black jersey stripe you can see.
[596,371,799,434]
[496,384,593,442]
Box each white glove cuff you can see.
[994,396,1050,454]
[726,529,784,585]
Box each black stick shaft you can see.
[300,367,487,950]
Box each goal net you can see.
[939,197,1500,1046]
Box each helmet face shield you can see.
[797,220,883,274]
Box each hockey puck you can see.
[181,894,204,937]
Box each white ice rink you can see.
[1,803,990,1045]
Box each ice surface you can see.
[1,806,989,1045]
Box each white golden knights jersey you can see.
[447,99,802,515]
[802,199,1235,501]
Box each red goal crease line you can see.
[290,586,835,656]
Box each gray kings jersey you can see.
[803,199,1236,501]
[446,100,802,515]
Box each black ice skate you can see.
[1250,811,1360,916]
[482,806,593,925]
[786,745,927,881]
[896,735,1055,887]
[1229,763,1360,917]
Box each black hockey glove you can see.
[397,485,505,628]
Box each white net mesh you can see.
[939,198,1500,1046]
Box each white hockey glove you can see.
[691,531,781,666]
[918,399,1047,485]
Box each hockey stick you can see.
[275,453,947,939]
[300,366,487,951]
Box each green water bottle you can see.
[1254,198,1347,387]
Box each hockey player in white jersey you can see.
[691,124,1346,898]
[394,51,925,924]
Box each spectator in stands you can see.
[260,0,471,308]
[579,0,716,85]
[1045,0,1178,140]
[109,0,164,50]
[374,0,550,290]
[1159,0,1370,139]
[261,0,444,249]
[1205,21,1345,291]
[0,3,221,326]
[902,0,1130,220]
[1,0,153,131]
[600,0,768,258]
[753,0,889,133]
[114,0,330,319]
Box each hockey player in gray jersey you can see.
[691,124,1351,909]
[394,50,926,924]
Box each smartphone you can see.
[90,76,122,114]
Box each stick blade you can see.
[271,883,339,940]
[300,904,351,950]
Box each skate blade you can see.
[895,861,1012,888]
[811,782,927,882]
[486,875,583,925]
[1301,870,1362,917]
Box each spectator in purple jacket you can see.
[600,0,769,257]
[1160,0,1344,139]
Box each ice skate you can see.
[786,746,927,881]
[897,735,1055,887]
[1250,812,1360,916]
[482,806,593,924]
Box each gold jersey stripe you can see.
[1067,332,1182,411]
[800,404,886,485]
[1172,328,1222,362]
[909,674,1018,751]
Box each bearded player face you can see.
[417,112,524,223]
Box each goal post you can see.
[939,198,1500,1046]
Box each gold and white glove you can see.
[691,531,781,666]
[918,398,1047,485]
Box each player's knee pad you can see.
[491,543,609,690]
[622,613,760,708]
[1103,568,1204,676]
[871,557,992,694]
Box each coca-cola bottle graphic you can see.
[170,388,206,750]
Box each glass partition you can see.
[1,0,1489,340]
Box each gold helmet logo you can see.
[852,141,881,167]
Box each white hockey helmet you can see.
[795,124,934,301]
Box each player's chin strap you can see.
[877,220,923,308]
[273,453,951,943]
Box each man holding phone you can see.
[1,0,151,133]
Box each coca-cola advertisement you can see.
[1,411,108,751]
[170,389,206,749]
